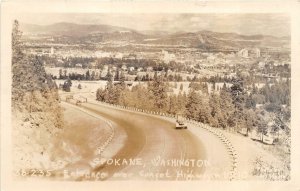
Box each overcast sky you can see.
[16,13,290,37]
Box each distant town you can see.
[23,36,290,86]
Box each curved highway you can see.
[59,98,209,181]
[79,102,207,180]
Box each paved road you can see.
[67,102,207,180]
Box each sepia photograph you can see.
[1,0,300,191]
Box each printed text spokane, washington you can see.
[90,156,210,168]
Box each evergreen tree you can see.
[245,93,256,109]
[202,83,209,94]
[230,78,247,129]
[148,75,168,111]
[59,69,63,79]
[12,20,23,65]
[12,22,54,107]
[96,88,106,101]
[115,67,120,81]
[209,93,224,127]
[180,83,183,91]
[120,71,126,89]
[63,78,72,92]
[168,95,178,114]
[63,70,67,79]
[222,83,227,91]
[185,89,202,120]
[91,71,95,80]
[231,78,244,99]
[219,87,235,128]
[198,100,212,124]
[212,82,216,92]
[154,71,158,80]
[106,68,113,81]
[86,70,91,80]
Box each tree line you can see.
[95,72,290,134]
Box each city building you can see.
[237,48,249,58]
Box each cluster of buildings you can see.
[237,48,261,58]
[26,43,263,65]
[25,41,290,83]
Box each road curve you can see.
[74,102,207,180]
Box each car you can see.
[175,114,187,129]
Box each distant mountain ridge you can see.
[146,31,290,50]
[21,22,136,36]
[21,22,290,51]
